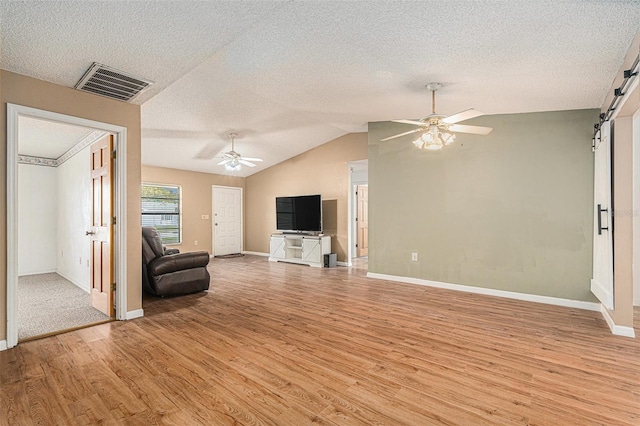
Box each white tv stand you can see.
[269,233,331,267]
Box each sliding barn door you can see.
[89,135,115,317]
[591,121,614,310]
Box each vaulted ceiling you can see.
[1,1,639,176]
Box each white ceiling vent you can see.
[75,62,153,102]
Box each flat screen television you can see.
[276,194,322,233]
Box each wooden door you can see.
[213,186,242,256]
[90,135,114,317]
[356,185,368,257]
[591,121,614,310]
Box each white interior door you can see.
[592,121,614,310]
[212,186,242,256]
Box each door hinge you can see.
[111,216,116,225]
[356,244,358,247]
[111,150,117,160]
[111,282,116,292]
[355,217,358,222]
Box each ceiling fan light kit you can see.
[216,132,263,171]
[413,125,456,151]
[384,82,493,151]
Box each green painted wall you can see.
[368,109,599,301]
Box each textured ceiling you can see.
[18,116,95,159]
[2,1,639,177]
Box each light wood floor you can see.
[2,255,639,425]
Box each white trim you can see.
[608,76,639,122]
[0,340,7,351]
[337,261,351,267]
[114,129,128,321]
[242,251,269,257]
[18,269,57,277]
[125,309,144,320]
[211,185,243,257]
[7,105,19,349]
[7,104,129,349]
[367,272,601,312]
[633,108,640,306]
[600,305,636,338]
[347,163,353,265]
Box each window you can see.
[141,183,181,244]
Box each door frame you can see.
[211,185,243,257]
[7,104,129,348]
[633,108,640,306]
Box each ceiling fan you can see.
[216,133,263,171]
[382,83,493,150]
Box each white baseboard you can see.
[242,251,269,257]
[337,261,351,267]
[366,272,601,312]
[18,269,56,277]
[600,305,636,338]
[0,340,7,351]
[56,270,89,293]
[126,309,144,320]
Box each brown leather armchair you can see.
[142,227,211,296]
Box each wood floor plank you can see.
[2,255,639,424]
[0,381,30,426]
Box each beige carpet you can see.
[18,273,111,340]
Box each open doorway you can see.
[16,117,112,340]
[7,104,129,349]
[348,160,368,269]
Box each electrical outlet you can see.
[411,252,418,262]
[194,240,198,246]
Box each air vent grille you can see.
[75,63,153,102]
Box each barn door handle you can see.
[597,204,608,235]
[86,231,96,236]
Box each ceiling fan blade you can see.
[442,109,485,124]
[217,159,230,165]
[449,124,493,135]
[380,128,421,142]
[238,159,256,167]
[392,119,426,126]
[242,157,263,162]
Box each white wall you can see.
[18,164,58,275]
[57,145,92,291]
